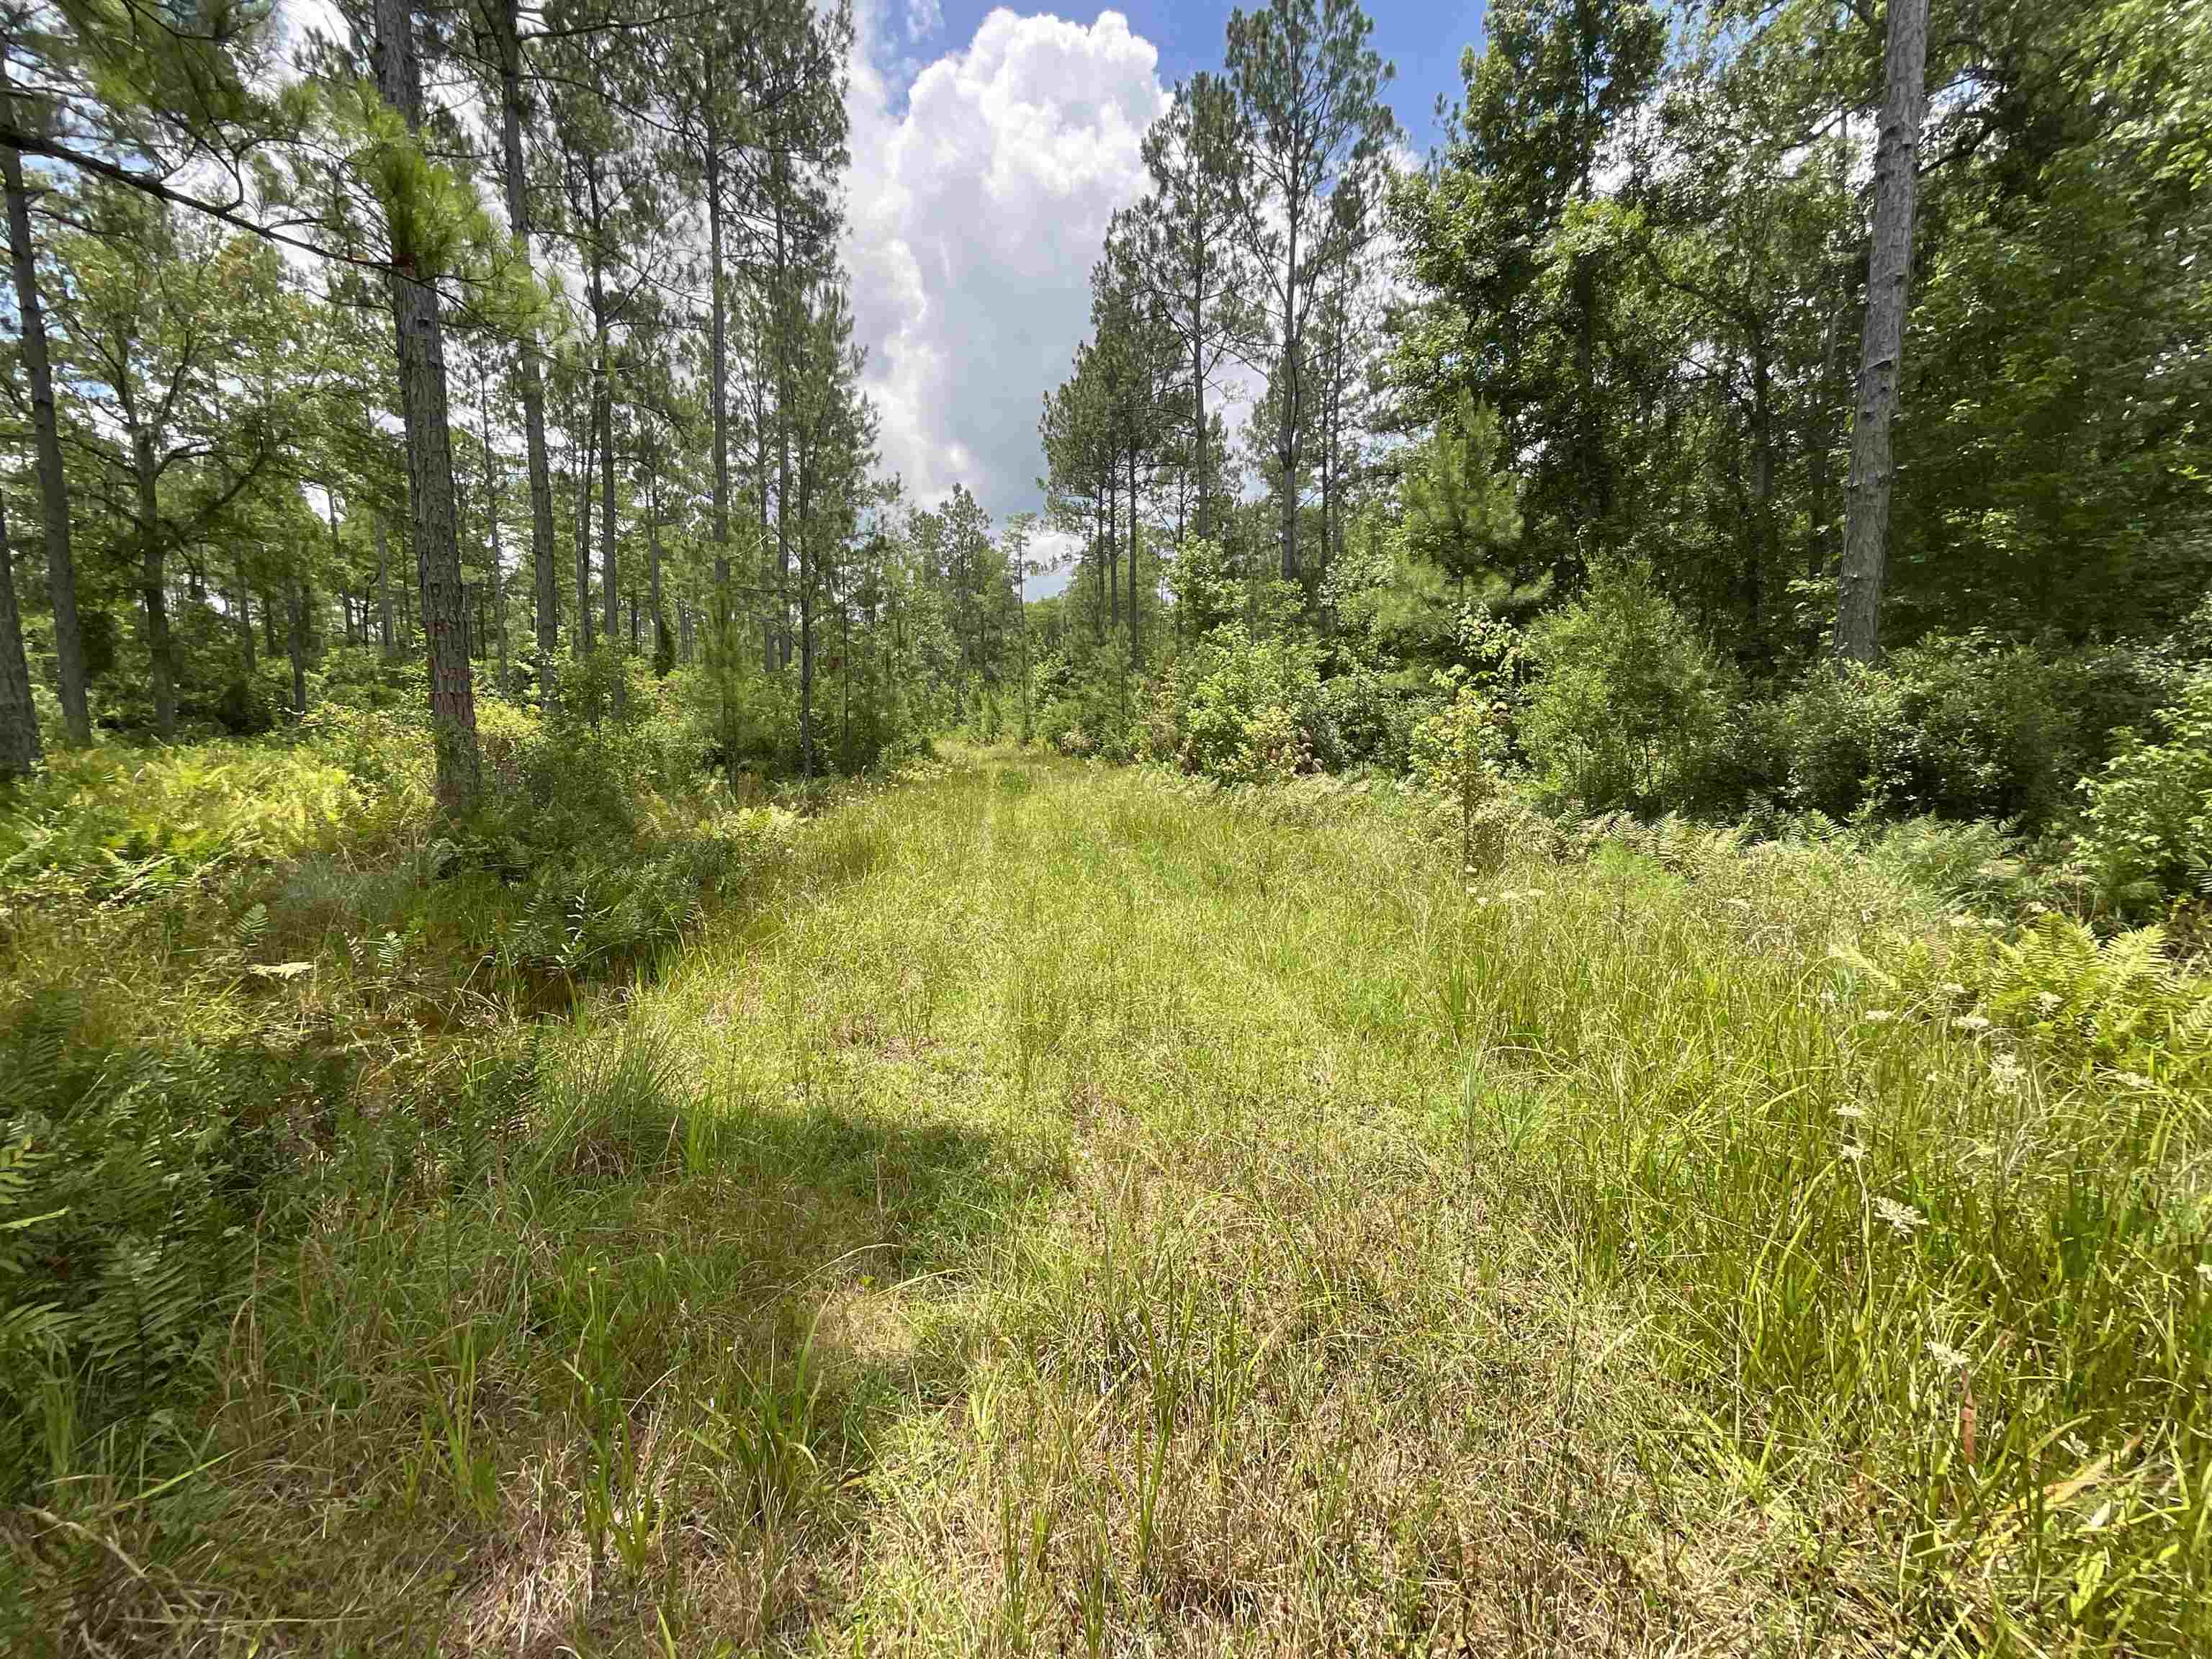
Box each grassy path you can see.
[30,752,2204,1655]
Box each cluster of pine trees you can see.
[1021,0,2208,776]
[0,0,943,797]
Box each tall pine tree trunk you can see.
[1128,445,1140,662]
[487,0,559,670]
[647,460,668,669]
[1836,0,1928,665]
[585,183,619,667]
[0,490,39,778]
[1278,212,1301,590]
[772,169,794,670]
[374,0,480,811]
[3,116,87,743]
[573,423,594,654]
[132,426,176,737]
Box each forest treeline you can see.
[0,0,953,799]
[1,0,2210,912]
[1009,0,2211,917]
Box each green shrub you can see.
[1168,623,1322,785]
[1313,666,1431,773]
[2072,670,2212,913]
[0,741,372,902]
[1519,560,1734,814]
[1778,632,2123,829]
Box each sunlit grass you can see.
[6,750,2205,1655]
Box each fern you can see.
[1987,912,2212,1082]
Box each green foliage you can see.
[1401,392,1522,590]
[2072,670,2212,914]
[0,996,348,1496]
[1151,623,1322,785]
[1777,634,2154,830]
[0,741,369,903]
[1974,913,2212,1087]
[1518,560,1732,812]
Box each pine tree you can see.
[1224,0,1397,596]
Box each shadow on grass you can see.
[6,1014,1049,1658]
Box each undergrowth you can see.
[1,748,2205,1655]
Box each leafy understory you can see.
[5,752,2204,1657]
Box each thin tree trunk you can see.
[573,423,595,654]
[3,117,88,743]
[233,554,256,678]
[375,513,395,657]
[1836,0,1928,665]
[703,64,733,683]
[1107,471,1120,631]
[0,490,39,778]
[1748,333,1773,661]
[480,400,509,695]
[375,0,480,811]
[132,426,176,737]
[588,201,619,662]
[487,0,559,670]
[287,565,308,716]
[773,167,793,669]
[647,459,667,668]
[1128,444,1140,662]
[798,475,814,777]
[1279,207,1301,591]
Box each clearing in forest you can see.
[16,753,2206,1656]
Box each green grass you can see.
[5,750,2208,1655]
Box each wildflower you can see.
[1834,1104,1866,1120]
[2062,1433,2091,1462]
[1840,1143,1867,1164]
[1949,915,1976,930]
[1874,1196,1927,1236]
[1988,1054,2026,1096]
[1862,1009,1898,1025]
[1952,1014,1992,1035]
[2033,991,2062,1015]
[1926,1340,1969,1371]
[2112,1071,2155,1092]
[1940,982,1969,999]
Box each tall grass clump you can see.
[1441,827,2211,1652]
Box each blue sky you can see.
[905,2,1488,158]
[843,4,1491,588]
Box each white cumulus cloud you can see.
[844,6,1169,543]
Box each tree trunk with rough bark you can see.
[487,0,559,671]
[573,423,594,654]
[3,121,87,743]
[375,514,395,657]
[374,0,480,810]
[1128,445,1140,662]
[1836,0,1928,665]
[0,490,38,778]
[233,553,256,679]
